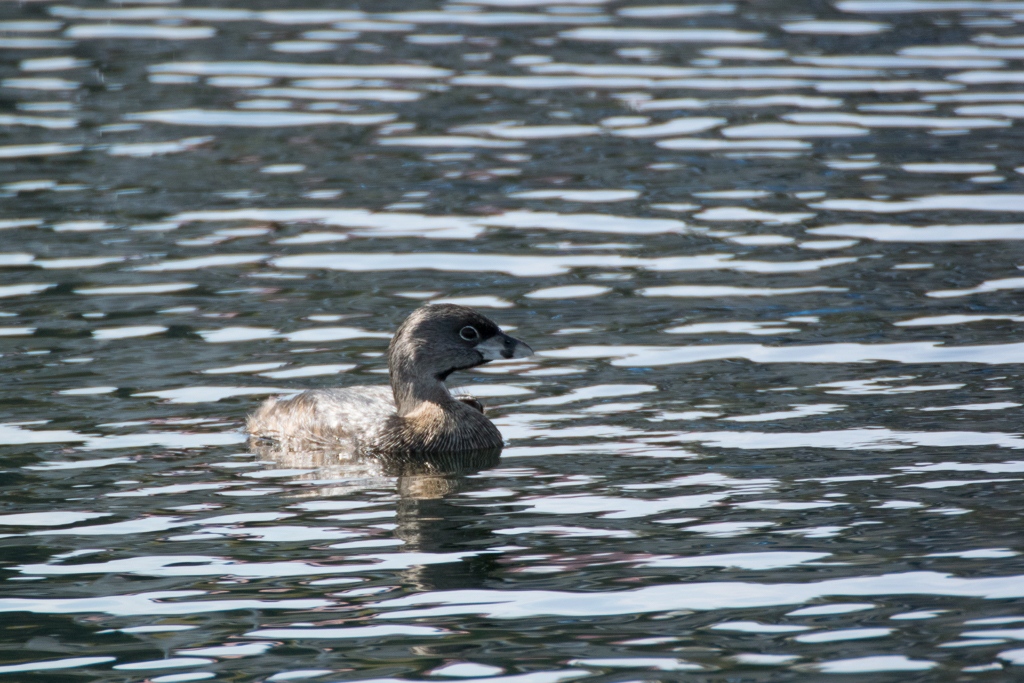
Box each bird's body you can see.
[246,385,503,454]
[246,304,531,460]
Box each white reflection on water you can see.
[429,662,504,678]
[618,5,735,17]
[196,325,389,343]
[570,658,701,671]
[899,461,1024,474]
[520,384,656,406]
[481,211,686,234]
[382,11,607,25]
[902,479,1022,489]
[657,138,810,150]
[246,625,448,639]
[0,114,76,130]
[735,499,840,510]
[649,429,1024,450]
[0,590,330,616]
[66,25,216,40]
[639,285,847,296]
[609,117,724,136]
[0,38,73,49]
[682,521,773,536]
[641,551,828,570]
[432,295,514,308]
[24,456,132,470]
[0,511,110,526]
[721,404,845,422]
[512,492,731,518]
[495,525,634,538]
[815,376,962,394]
[796,627,893,642]
[0,326,37,336]
[452,122,601,139]
[168,525,360,543]
[634,94,838,110]
[112,657,214,670]
[812,194,1024,213]
[92,326,167,340]
[542,341,1024,365]
[18,551,483,578]
[900,314,1024,328]
[0,422,244,450]
[928,277,1024,298]
[729,235,795,245]
[664,321,800,335]
[695,207,814,223]
[0,283,55,298]
[808,655,936,673]
[0,657,117,675]
[379,136,525,148]
[0,143,82,158]
[272,252,855,277]
[1,21,64,34]
[560,27,763,42]
[256,87,421,102]
[133,387,295,404]
[786,112,1009,129]
[267,670,335,681]
[782,20,890,34]
[508,189,638,202]
[373,571,1024,618]
[2,77,79,90]
[902,162,996,173]
[125,109,396,127]
[39,257,123,269]
[260,364,355,379]
[149,61,451,78]
[809,223,1024,241]
[788,603,875,616]
[710,621,811,632]
[524,285,610,299]
[919,402,1022,411]
[75,283,197,295]
[732,654,800,666]
[813,80,961,92]
[177,643,272,657]
[722,123,868,138]
[203,362,286,374]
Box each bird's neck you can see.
[389,354,456,417]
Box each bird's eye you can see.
[460,326,479,341]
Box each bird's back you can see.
[247,385,395,451]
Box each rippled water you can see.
[5,0,1024,679]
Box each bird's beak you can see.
[477,332,534,361]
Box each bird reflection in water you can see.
[249,440,505,592]
[249,437,502,487]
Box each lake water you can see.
[4,0,1024,679]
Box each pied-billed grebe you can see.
[247,304,533,456]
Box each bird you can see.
[246,304,533,462]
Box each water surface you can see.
[3,0,1024,679]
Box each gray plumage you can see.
[246,304,532,461]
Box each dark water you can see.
[5,0,1024,680]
